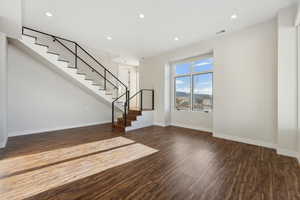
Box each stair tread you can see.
[35,43,49,48]
[23,34,37,40]
[47,51,60,56]
[117,118,133,122]
[77,72,87,75]
[58,60,69,64]
[113,124,125,129]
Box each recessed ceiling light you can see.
[106,36,112,40]
[139,13,145,19]
[231,14,237,19]
[174,37,179,41]
[45,12,53,17]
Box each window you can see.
[174,55,213,112]
[193,73,213,111]
[175,76,191,110]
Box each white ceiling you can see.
[23,0,297,61]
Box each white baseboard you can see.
[153,122,169,127]
[276,148,299,158]
[171,123,212,133]
[213,132,275,149]
[8,121,111,137]
[214,133,300,161]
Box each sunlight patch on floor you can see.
[0,137,134,177]
[0,142,158,200]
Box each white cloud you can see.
[194,62,211,67]
[195,81,211,86]
[177,88,190,93]
[194,87,212,95]
[176,79,184,84]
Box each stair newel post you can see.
[104,70,107,90]
[112,102,114,127]
[152,89,154,110]
[124,88,128,128]
[127,90,130,111]
[140,90,143,111]
[75,43,78,69]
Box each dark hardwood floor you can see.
[0,124,299,200]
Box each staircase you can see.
[114,109,142,131]
[20,27,154,132]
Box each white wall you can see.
[140,19,277,146]
[0,0,22,39]
[277,6,298,154]
[141,38,215,130]
[0,33,8,147]
[7,43,112,136]
[214,20,277,145]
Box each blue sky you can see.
[175,58,213,95]
[175,58,213,74]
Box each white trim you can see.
[171,122,212,133]
[8,121,111,137]
[0,33,7,149]
[153,122,169,127]
[213,132,275,149]
[276,148,299,158]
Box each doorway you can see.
[118,65,139,108]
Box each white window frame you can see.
[173,56,213,112]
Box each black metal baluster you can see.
[112,102,114,128]
[152,89,154,110]
[127,90,130,111]
[75,44,78,69]
[124,88,128,128]
[140,90,143,111]
[104,70,107,90]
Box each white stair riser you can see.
[125,111,154,132]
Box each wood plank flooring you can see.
[0,124,299,200]
[0,137,135,178]
[1,143,157,200]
